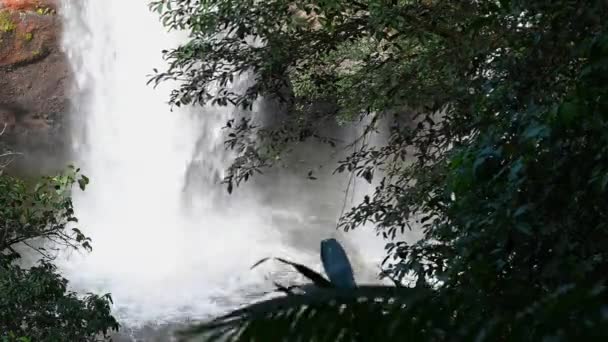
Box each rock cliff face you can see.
[0,0,69,171]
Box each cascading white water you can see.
[58,0,387,330]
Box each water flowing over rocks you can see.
[0,0,69,171]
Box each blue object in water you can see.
[320,238,357,289]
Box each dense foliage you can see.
[0,162,119,341]
[181,239,433,341]
[152,0,608,340]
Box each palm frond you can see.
[252,257,333,288]
[178,286,434,342]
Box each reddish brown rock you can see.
[0,0,57,11]
[0,1,70,171]
[0,10,58,67]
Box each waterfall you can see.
[58,0,386,329]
